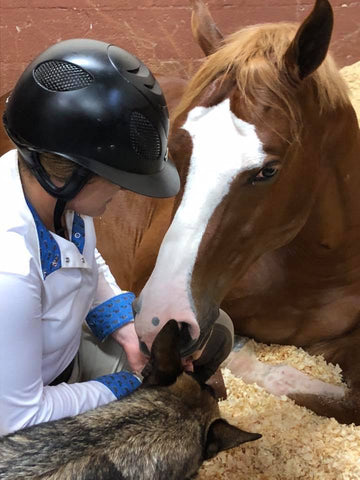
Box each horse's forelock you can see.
[172,21,351,137]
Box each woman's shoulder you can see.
[0,150,42,276]
[0,230,40,278]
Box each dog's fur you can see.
[0,321,261,480]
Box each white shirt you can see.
[0,150,131,435]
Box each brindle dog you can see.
[0,321,261,480]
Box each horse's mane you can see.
[172,22,351,137]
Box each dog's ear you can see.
[142,320,183,387]
[204,419,262,459]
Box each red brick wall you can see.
[1,0,359,95]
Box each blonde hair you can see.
[18,151,77,182]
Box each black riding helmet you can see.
[3,39,180,233]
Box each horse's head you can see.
[134,0,352,357]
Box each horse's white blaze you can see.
[135,99,266,350]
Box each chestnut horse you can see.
[133,0,360,425]
[1,0,359,425]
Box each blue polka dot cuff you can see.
[95,371,141,399]
[86,292,135,341]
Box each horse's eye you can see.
[252,164,279,183]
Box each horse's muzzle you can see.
[177,322,213,357]
[138,320,212,358]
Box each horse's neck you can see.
[291,107,360,275]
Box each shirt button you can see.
[74,232,81,239]
[65,257,70,263]
[81,257,85,263]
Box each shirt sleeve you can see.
[85,249,135,341]
[0,263,137,436]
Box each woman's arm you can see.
[0,258,138,436]
[86,249,147,374]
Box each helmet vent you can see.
[130,112,161,163]
[33,60,94,92]
[127,67,140,74]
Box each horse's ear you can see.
[204,419,262,459]
[141,320,183,387]
[190,0,224,56]
[284,0,333,81]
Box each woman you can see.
[0,38,234,437]
[0,38,180,435]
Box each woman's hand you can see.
[111,322,148,376]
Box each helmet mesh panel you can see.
[33,60,94,91]
[130,112,161,162]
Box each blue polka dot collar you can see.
[25,198,86,279]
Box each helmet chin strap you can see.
[18,147,92,237]
[53,199,67,237]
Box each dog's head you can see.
[141,320,262,459]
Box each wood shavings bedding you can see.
[198,61,360,480]
[341,61,360,124]
[199,354,360,479]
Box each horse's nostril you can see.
[139,340,150,357]
[179,322,192,345]
[132,297,142,316]
[178,322,213,358]
[178,322,200,357]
